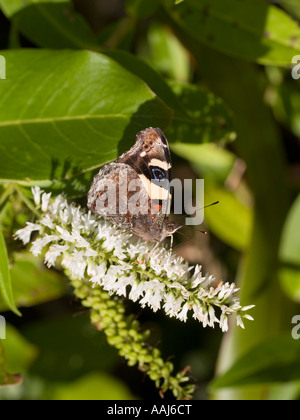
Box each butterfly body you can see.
[87,128,180,242]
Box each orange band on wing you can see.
[153,203,162,213]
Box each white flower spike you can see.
[14,188,255,331]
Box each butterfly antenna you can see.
[183,225,208,234]
[198,201,219,211]
[184,200,219,232]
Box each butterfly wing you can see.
[88,127,176,242]
[117,127,172,226]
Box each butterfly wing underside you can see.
[117,127,172,229]
[88,127,179,242]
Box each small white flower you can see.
[164,293,183,317]
[220,312,229,332]
[40,214,55,230]
[56,226,75,243]
[81,211,97,232]
[51,194,68,217]
[114,274,136,297]
[236,314,245,329]
[60,208,70,226]
[241,305,256,312]
[41,192,52,212]
[208,305,218,327]
[84,248,98,258]
[177,302,190,322]
[31,234,59,256]
[62,249,86,279]
[72,230,90,249]
[45,244,68,267]
[87,262,107,286]
[129,280,146,302]
[242,314,254,321]
[32,186,42,206]
[15,222,41,244]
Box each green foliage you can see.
[0,230,20,315]
[53,372,135,400]
[0,0,101,50]
[165,0,300,65]
[0,324,37,386]
[0,49,172,184]
[279,194,300,302]
[125,0,162,19]
[210,333,300,390]
[0,253,66,311]
[0,0,299,401]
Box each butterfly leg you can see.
[151,241,160,254]
[169,234,174,252]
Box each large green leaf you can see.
[170,142,252,250]
[202,182,252,250]
[0,253,67,311]
[0,0,101,50]
[210,333,300,390]
[281,0,300,21]
[0,230,20,315]
[53,372,135,400]
[126,0,162,19]
[0,49,172,184]
[171,143,236,183]
[166,80,235,144]
[104,50,235,145]
[271,79,300,137]
[0,324,37,387]
[143,21,191,82]
[279,194,300,302]
[22,315,119,381]
[164,0,300,65]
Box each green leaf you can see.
[0,49,172,184]
[171,143,236,183]
[0,0,63,15]
[164,0,300,66]
[281,0,300,21]
[210,333,300,390]
[203,182,252,250]
[0,253,67,311]
[104,50,235,145]
[0,324,37,387]
[170,142,252,250]
[22,315,119,381]
[0,0,101,50]
[144,22,191,82]
[0,230,20,315]
[272,79,300,137]
[53,372,135,400]
[166,80,235,144]
[104,49,184,115]
[126,0,162,19]
[280,194,300,265]
[1,324,38,374]
[279,193,300,302]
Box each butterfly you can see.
[87,127,181,243]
